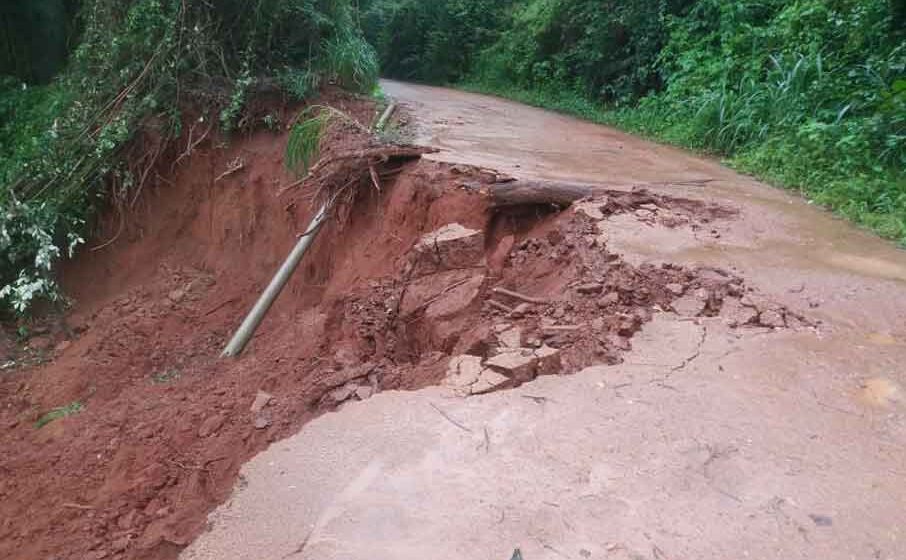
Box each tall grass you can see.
[323,34,380,93]
[286,108,332,175]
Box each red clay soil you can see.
[0,95,787,560]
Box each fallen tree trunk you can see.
[483,179,600,208]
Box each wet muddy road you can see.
[184,82,906,560]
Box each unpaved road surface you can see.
[183,82,906,560]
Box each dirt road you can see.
[182,81,906,560]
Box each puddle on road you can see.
[821,253,906,283]
[672,242,906,284]
[866,332,901,346]
[858,377,904,409]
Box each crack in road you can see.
[669,324,708,374]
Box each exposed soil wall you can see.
[0,95,801,560]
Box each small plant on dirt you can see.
[376,122,411,145]
[151,368,181,384]
[371,84,388,103]
[262,113,282,132]
[220,66,256,134]
[35,401,84,429]
[278,68,323,101]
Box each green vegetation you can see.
[151,368,181,384]
[35,401,84,428]
[1,0,377,314]
[361,0,516,83]
[286,107,335,176]
[366,0,906,245]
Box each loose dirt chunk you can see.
[445,355,484,390]
[410,223,486,276]
[471,370,511,395]
[485,345,562,384]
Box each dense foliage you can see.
[0,0,377,313]
[367,0,906,244]
[0,1,80,84]
[361,0,515,83]
[616,0,906,241]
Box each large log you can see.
[484,179,601,208]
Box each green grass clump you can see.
[285,108,333,176]
[35,401,84,429]
[151,369,181,384]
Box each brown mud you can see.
[0,91,810,560]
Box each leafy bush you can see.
[0,0,377,314]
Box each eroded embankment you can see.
[0,96,811,560]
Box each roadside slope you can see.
[182,82,906,560]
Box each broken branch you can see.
[368,164,382,192]
[486,299,514,314]
[492,287,548,305]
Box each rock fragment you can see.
[198,415,225,438]
[470,370,511,395]
[250,391,273,414]
[576,283,604,295]
[672,294,707,317]
[666,283,685,296]
[509,303,533,319]
[355,386,375,400]
[410,223,486,276]
[444,355,484,389]
[497,327,523,349]
[485,349,538,382]
[328,383,358,404]
[759,309,786,329]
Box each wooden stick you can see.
[369,164,382,192]
[492,287,547,305]
[62,503,95,511]
[376,103,398,131]
[486,300,514,314]
[214,159,245,183]
[541,325,582,333]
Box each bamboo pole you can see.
[221,201,331,358]
[376,102,398,131]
